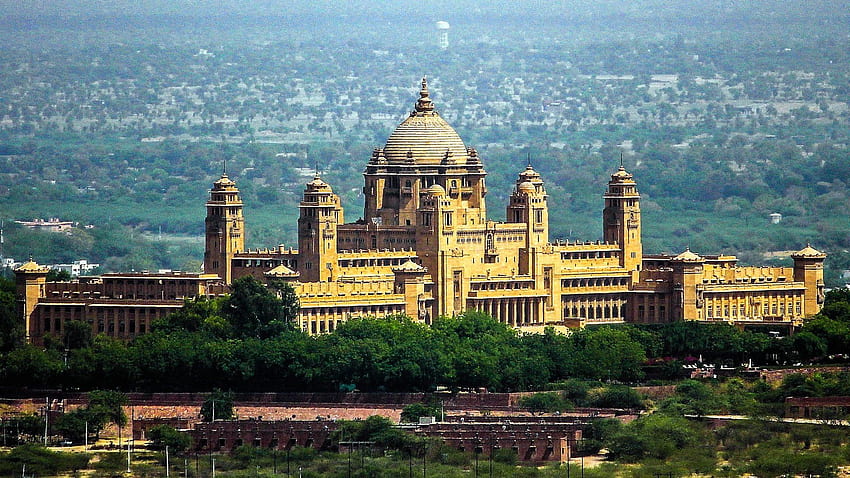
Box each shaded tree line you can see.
[2,276,850,393]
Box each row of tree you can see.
[2,277,849,393]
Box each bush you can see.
[400,402,441,423]
[0,444,89,476]
[148,424,192,452]
[519,392,572,415]
[585,385,644,409]
[492,447,518,465]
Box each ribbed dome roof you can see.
[383,77,469,165]
[16,259,49,273]
[518,181,536,193]
[792,244,826,258]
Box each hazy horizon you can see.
[1,0,845,19]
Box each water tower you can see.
[436,21,450,50]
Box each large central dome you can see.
[382,78,470,165]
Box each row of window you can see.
[637,304,667,322]
[198,436,303,450]
[339,258,416,268]
[470,281,533,291]
[39,314,153,335]
[705,302,802,318]
[565,303,627,321]
[560,251,618,261]
[562,277,629,288]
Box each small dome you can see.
[16,260,48,273]
[427,184,446,196]
[672,248,704,262]
[519,164,540,180]
[611,166,633,181]
[213,173,236,188]
[264,264,299,278]
[306,174,331,190]
[792,244,826,259]
[518,181,536,193]
[394,260,426,272]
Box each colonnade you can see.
[476,296,545,326]
[704,291,803,320]
[562,293,628,322]
[298,303,406,334]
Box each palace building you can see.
[18,79,825,342]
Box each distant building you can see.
[436,21,450,50]
[50,260,100,277]
[15,218,75,232]
[16,79,826,343]
[770,213,783,224]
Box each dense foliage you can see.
[3,285,850,393]
[55,390,128,443]
[0,445,89,476]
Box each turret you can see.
[204,173,244,284]
[603,165,642,272]
[15,259,50,342]
[298,175,343,282]
[792,244,826,317]
[669,249,705,321]
[507,164,549,250]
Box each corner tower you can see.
[603,165,642,271]
[15,259,50,342]
[298,175,343,282]
[507,164,549,250]
[792,244,826,317]
[204,173,244,283]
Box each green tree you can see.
[200,389,234,422]
[519,392,571,415]
[46,269,71,282]
[400,402,441,423]
[147,425,192,452]
[61,320,93,350]
[0,276,22,352]
[607,414,702,462]
[87,390,128,438]
[567,327,646,381]
[54,408,90,443]
[333,415,418,450]
[318,315,442,392]
[223,276,293,339]
[153,296,225,335]
[585,385,645,410]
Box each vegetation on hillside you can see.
[2,3,850,283]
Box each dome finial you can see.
[415,76,435,113]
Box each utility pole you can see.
[43,397,48,446]
[126,437,131,473]
[166,445,170,477]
